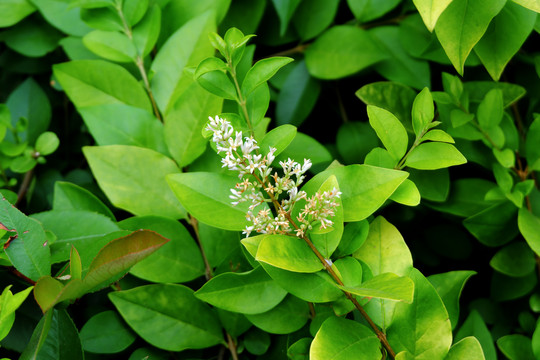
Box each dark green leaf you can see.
[20,310,83,360]
[1,197,50,281]
[428,271,476,330]
[356,81,416,125]
[497,334,535,360]
[84,145,186,219]
[455,310,496,360]
[490,242,536,277]
[195,267,287,314]
[245,295,309,334]
[80,311,136,353]
[110,284,223,351]
[276,60,320,127]
[464,201,518,247]
[305,25,387,79]
[53,181,115,220]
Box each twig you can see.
[225,332,239,360]
[15,169,34,208]
[189,214,213,280]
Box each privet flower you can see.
[205,115,341,237]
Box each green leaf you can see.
[365,147,399,168]
[259,263,343,302]
[339,273,414,303]
[242,57,294,96]
[80,7,123,31]
[408,168,450,202]
[78,104,168,155]
[428,271,476,330]
[475,2,537,80]
[110,284,223,351]
[412,0,453,31]
[70,247,82,280]
[445,337,486,360]
[513,0,540,12]
[420,129,455,144]
[271,0,302,35]
[4,18,63,57]
[367,105,408,161]
[122,0,148,26]
[31,0,92,36]
[84,145,186,219]
[276,60,320,127]
[0,285,33,342]
[0,0,35,27]
[292,0,339,41]
[259,124,297,158]
[387,268,453,359]
[370,26,431,90]
[491,270,537,301]
[493,148,515,168]
[490,242,536,277]
[354,216,413,328]
[32,210,120,265]
[6,78,51,144]
[497,334,535,360]
[80,311,136,354]
[119,216,205,283]
[412,87,435,136]
[34,131,59,156]
[465,81,526,106]
[195,65,238,101]
[346,0,401,23]
[305,165,408,222]
[53,60,152,111]
[477,89,504,129]
[53,181,115,220]
[356,81,417,125]
[464,201,518,247]
[0,197,50,281]
[195,267,287,314]
[389,178,421,206]
[245,295,309,334]
[165,81,223,167]
[335,220,369,257]
[435,0,506,74]
[151,11,215,112]
[256,234,324,273]
[428,178,494,217]
[34,230,169,313]
[132,4,161,57]
[310,317,381,360]
[337,122,379,164]
[20,309,83,360]
[526,115,540,171]
[305,25,387,79]
[455,310,496,360]
[405,142,467,170]
[276,132,332,170]
[167,172,263,231]
[518,208,540,256]
[83,30,137,62]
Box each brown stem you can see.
[511,102,527,141]
[189,214,213,280]
[15,169,34,208]
[10,267,36,285]
[266,43,309,58]
[225,332,239,360]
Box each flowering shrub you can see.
[1,1,540,360]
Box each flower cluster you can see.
[205,115,341,238]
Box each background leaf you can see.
[84,145,186,219]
